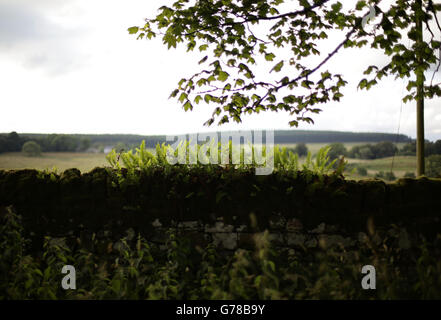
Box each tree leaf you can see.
[128,27,139,34]
[271,61,284,73]
[217,71,229,82]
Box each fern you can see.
[105,141,346,179]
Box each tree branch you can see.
[183,0,331,36]
[276,27,357,92]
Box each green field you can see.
[0,142,417,179]
[344,156,415,179]
[0,152,108,172]
[279,142,407,155]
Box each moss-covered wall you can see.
[0,167,440,244]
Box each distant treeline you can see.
[17,133,165,150]
[0,130,424,156]
[18,130,411,146]
[272,130,411,143]
[324,140,441,160]
[0,132,91,153]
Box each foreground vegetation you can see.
[1,143,440,300]
[1,206,440,300]
[0,145,417,180]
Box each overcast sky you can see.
[1,0,440,140]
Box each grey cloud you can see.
[0,1,88,75]
[0,4,53,43]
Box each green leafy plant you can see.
[106,141,346,182]
[426,154,441,178]
[1,208,441,300]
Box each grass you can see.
[0,152,108,172]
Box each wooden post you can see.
[416,0,425,176]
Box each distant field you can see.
[0,152,108,172]
[277,142,414,180]
[346,156,416,179]
[279,142,407,156]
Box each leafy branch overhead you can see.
[129,0,441,127]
